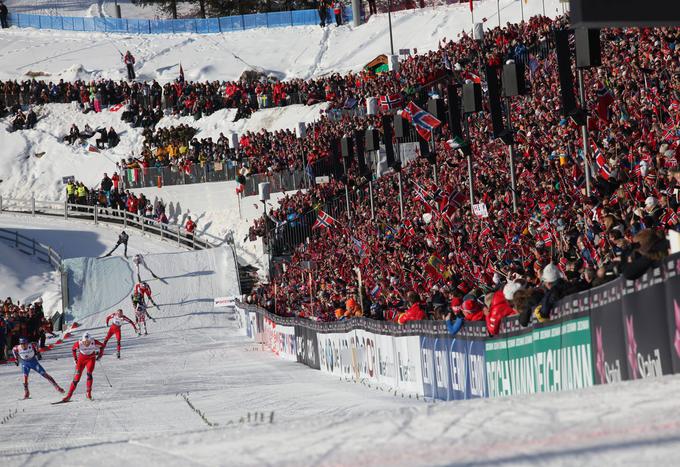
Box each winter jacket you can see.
[398,303,426,324]
[485,290,516,336]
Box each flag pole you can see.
[431,132,438,185]
[397,171,404,220]
[520,0,524,22]
[578,68,592,197]
[369,180,375,219]
[497,0,501,27]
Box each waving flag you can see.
[413,183,433,212]
[401,101,442,141]
[351,236,367,257]
[592,143,611,181]
[312,210,336,230]
[379,93,403,111]
[179,63,185,85]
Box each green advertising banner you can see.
[485,317,594,398]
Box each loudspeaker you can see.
[229,133,239,150]
[330,138,343,177]
[447,84,463,139]
[340,136,354,160]
[354,130,369,176]
[381,115,397,168]
[365,128,380,152]
[473,22,484,41]
[418,136,435,165]
[296,122,307,139]
[394,113,408,138]
[366,97,378,116]
[462,82,482,114]
[575,28,601,68]
[554,29,578,116]
[258,182,271,202]
[502,61,527,97]
[485,65,505,138]
[427,97,446,122]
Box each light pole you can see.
[387,0,394,56]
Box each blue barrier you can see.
[6,7,354,35]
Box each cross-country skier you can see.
[132,254,159,282]
[103,309,137,359]
[12,337,64,399]
[104,230,129,258]
[61,332,105,402]
[132,281,159,310]
[134,302,156,336]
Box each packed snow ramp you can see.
[62,247,238,325]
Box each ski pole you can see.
[99,360,113,388]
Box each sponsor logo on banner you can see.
[485,317,593,398]
[214,296,235,308]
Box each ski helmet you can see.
[19,337,28,344]
[82,332,92,341]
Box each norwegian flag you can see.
[401,101,442,141]
[351,236,367,257]
[540,229,554,247]
[379,93,403,111]
[662,121,679,143]
[403,220,416,238]
[413,183,433,212]
[312,210,336,229]
[661,209,679,227]
[592,143,612,181]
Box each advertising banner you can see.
[295,325,320,370]
[622,267,673,379]
[589,280,628,384]
[262,318,297,361]
[486,316,593,397]
[421,334,487,401]
[663,256,680,374]
[533,316,594,393]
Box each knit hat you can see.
[541,263,562,283]
[503,281,522,301]
[462,299,480,313]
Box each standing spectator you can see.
[333,1,343,26]
[318,0,328,27]
[368,0,377,15]
[185,216,196,236]
[123,51,136,81]
[0,1,8,29]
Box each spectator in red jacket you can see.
[486,281,521,336]
[398,291,426,324]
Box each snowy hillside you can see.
[0,102,327,201]
[0,0,566,83]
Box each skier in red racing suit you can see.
[62,332,105,402]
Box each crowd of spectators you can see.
[0,297,54,362]
[244,16,680,337]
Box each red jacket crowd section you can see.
[244,16,680,335]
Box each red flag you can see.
[469,0,473,12]
[379,93,403,111]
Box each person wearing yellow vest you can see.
[65,181,76,204]
[76,183,88,205]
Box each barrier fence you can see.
[6,8,353,35]
[0,196,212,251]
[236,251,680,401]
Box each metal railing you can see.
[0,196,211,251]
[0,227,63,269]
[119,156,337,194]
